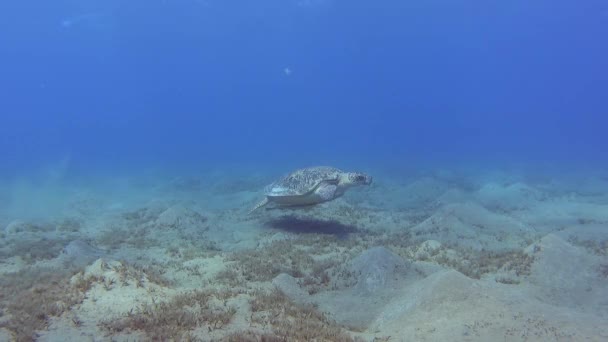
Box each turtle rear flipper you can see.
[249,198,269,214]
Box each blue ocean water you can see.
[1,0,606,177]
[2,2,608,340]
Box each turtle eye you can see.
[355,175,365,182]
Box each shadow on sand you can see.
[264,215,359,238]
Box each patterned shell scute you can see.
[265,166,343,197]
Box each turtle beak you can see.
[364,175,373,185]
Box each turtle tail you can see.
[248,198,269,214]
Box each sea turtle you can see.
[249,166,372,213]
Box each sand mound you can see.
[60,240,108,267]
[526,234,608,316]
[156,205,207,230]
[369,267,608,340]
[411,202,536,250]
[277,247,429,329]
[348,246,409,294]
[475,182,545,211]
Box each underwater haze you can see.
[1,0,608,341]
[1,0,607,174]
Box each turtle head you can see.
[343,172,372,187]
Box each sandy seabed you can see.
[1,166,607,341]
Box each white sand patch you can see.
[0,256,26,275]
[39,258,176,341]
[168,255,227,290]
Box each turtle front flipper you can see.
[249,197,269,214]
[315,183,338,201]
